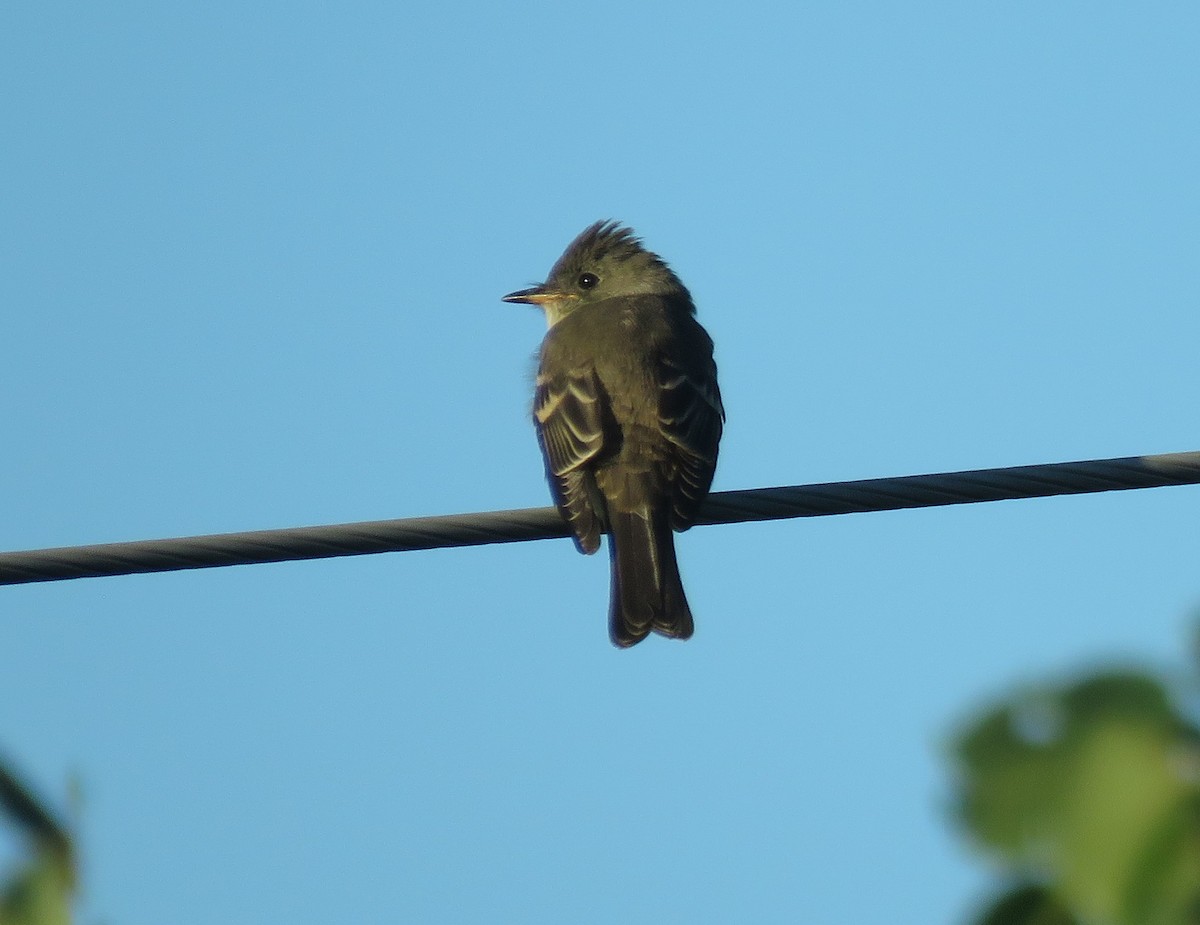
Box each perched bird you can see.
[503,221,724,647]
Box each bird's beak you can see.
[502,285,565,305]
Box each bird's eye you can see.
[578,272,599,290]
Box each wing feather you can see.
[657,355,724,530]
[534,366,609,553]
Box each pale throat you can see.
[542,299,574,329]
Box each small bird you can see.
[504,221,724,647]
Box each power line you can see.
[1,451,1198,588]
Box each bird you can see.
[503,221,724,647]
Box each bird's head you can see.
[503,221,691,327]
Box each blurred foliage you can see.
[0,760,75,925]
[974,883,1076,925]
[951,657,1200,925]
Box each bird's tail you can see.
[606,508,694,647]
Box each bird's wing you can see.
[534,365,609,554]
[658,354,724,530]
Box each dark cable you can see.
[2,451,1197,587]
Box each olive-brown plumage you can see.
[504,221,724,647]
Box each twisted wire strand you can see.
[2,451,1197,587]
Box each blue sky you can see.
[2,3,1198,922]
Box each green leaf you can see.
[0,760,75,925]
[972,883,1078,925]
[951,670,1200,924]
